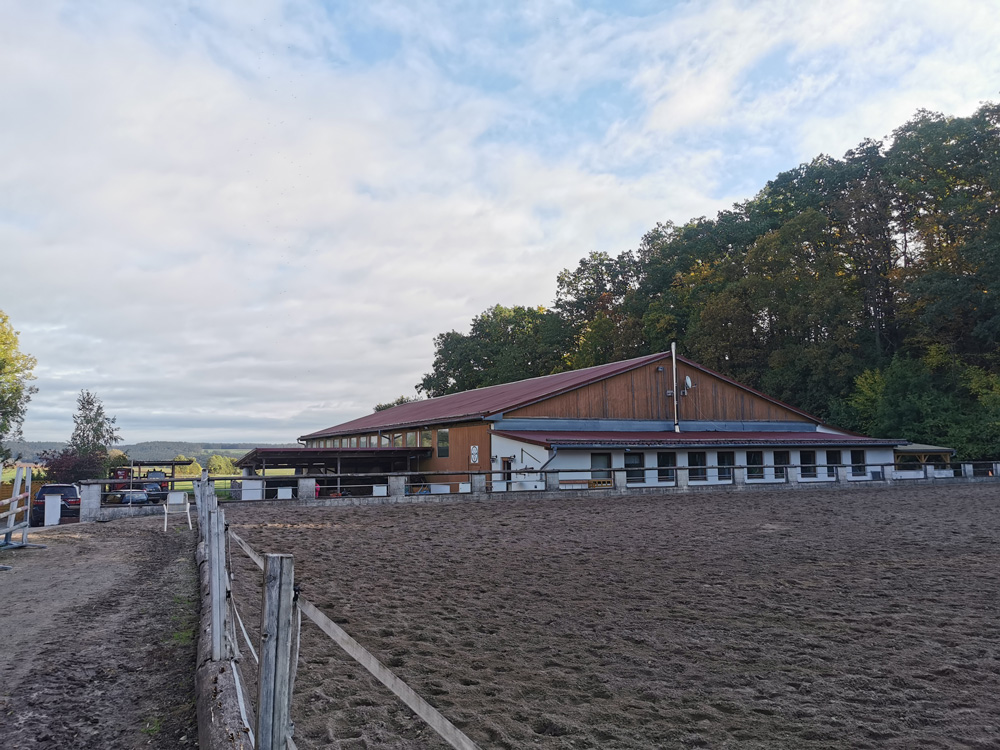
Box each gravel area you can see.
[0,516,199,749]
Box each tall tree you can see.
[70,390,121,455]
[418,305,567,396]
[0,310,37,465]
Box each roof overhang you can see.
[236,446,432,471]
[493,430,902,450]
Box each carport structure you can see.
[235,446,432,495]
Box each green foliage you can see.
[173,455,203,476]
[206,454,238,476]
[418,305,569,396]
[0,310,37,465]
[374,394,422,412]
[69,390,121,455]
[839,353,1000,459]
[418,101,1000,457]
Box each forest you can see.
[418,104,1000,460]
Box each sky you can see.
[2,0,998,444]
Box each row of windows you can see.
[311,429,450,457]
[606,449,868,483]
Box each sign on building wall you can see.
[470,445,479,464]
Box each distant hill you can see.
[7,440,298,465]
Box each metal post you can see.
[208,507,225,662]
[257,553,295,750]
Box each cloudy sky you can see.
[2,0,997,444]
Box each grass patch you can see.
[141,716,163,735]
[171,629,194,645]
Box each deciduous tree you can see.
[0,310,37,465]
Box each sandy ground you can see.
[0,516,199,749]
[226,484,1000,750]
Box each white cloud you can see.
[1,0,996,443]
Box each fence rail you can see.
[1,465,45,569]
[198,473,482,750]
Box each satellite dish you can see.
[684,376,693,389]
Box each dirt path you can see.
[0,517,199,749]
[227,483,1000,750]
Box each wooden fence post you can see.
[257,553,295,750]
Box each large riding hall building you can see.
[239,351,909,494]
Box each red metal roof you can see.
[301,352,676,439]
[300,351,825,440]
[492,430,901,448]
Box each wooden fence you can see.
[197,475,481,750]
[0,466,45,570]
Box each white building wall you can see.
[522,443,898,488]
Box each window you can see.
[406,432,416,447]
[591,453,612,480]
[437,429,449,458]
[800,450,817,478]
[333,438,341,448]
[657,452,676,482]
[380,434,390,447]
[851,449,866,476]
[688,451,707,481]
[826,450,842,478]
[747,450,764,480]
[358,436,368,448]
[393,433,402,447]
[774,450,790,479]
[625,452,645,483]
[717,451,735,481]
[420,430,432,448]
[350,436,358,447]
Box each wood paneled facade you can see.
[505,361,808,423]
[306,421,491,478]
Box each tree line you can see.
[417,103,1000,460]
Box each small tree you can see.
[173,454,203,476]
[206,454,239,476]
[41,448,109,484]
[70,390,121,455]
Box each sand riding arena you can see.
[223,483,1000,750]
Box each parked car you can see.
[30,484,81,526]
[140,482,167,503]
[119,489,150,505]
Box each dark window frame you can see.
[625,452,646,483]
[657,452,676,482]
[688,451,707,481]
[800,450,817,478]
[774,450,790,479]
[591,452,612,480]
[717,451,735,481]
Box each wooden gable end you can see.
[504,361,812,423]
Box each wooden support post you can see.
[257,553,295,750]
